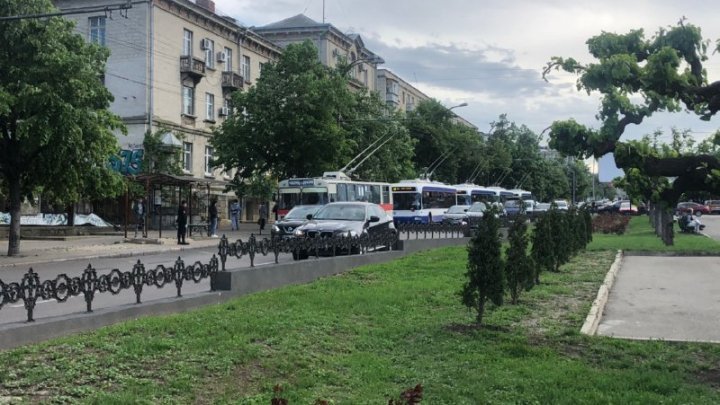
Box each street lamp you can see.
[449,102,468,110]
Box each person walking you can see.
[230,199,241,231]
[177,200,189,245]
[258,202,268,234]
[208,199,219,237]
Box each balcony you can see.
[221,71,243,91]
[180,55,205,83]
[386,93,399,104]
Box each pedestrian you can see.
[272,203,278,221]
[258,202,268,234]
[177,200,189,245]
[208,199,219,237]
[230,199,241,231]
[133,197,145,238]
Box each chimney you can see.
[195,0,215,13]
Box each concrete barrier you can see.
[0,237,469,350]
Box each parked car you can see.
[271,205,320,239]
[291,202,395,260]
[504,199,533,218]
[618,201,638,216]
[597,200,622,214]
[442,205,470,224]
[676,202,710,216]
[553,200,569,211]
[533,202,551,216]
[704,200,720,214]
[465,201,488,220]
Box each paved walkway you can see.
[597,215,720,343]
[0,223,270,268]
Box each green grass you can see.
[1,246,720,403]
[588,216,720,253]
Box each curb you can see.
[0,244,219,268]
[580,249,623,336]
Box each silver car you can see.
[443,205,470,224]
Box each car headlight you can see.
[293,229,305,237]
[272,225,280,233]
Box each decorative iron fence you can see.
[395,223,471,240]
[0,256,219,323]
[217,229,401,269]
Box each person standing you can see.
[230,199,241,231]
[208,199,219,237]
[133,197,145,238]
[258,202,268,234]
[177,200,189,245]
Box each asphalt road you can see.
[0,245,293,326]
[596,214,720,342]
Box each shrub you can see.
[592,214,631,234]
[505,213,534,304]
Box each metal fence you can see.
[0,256,219,323]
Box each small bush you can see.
[592,214,631,234]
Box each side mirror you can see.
[369,215,380,223]
[306,214,313,220]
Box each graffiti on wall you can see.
[110,148,144,175]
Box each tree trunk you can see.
[7,177,22,256]
[66,204,75,226]
[476,298,485,325]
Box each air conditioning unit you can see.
[217,51,227,63]
[219,106,230,116]
[200,38,211,50]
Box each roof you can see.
[132,173,228,187]
[257,14,329,30]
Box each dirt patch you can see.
[194,358,268,403]
[694,368,720,389]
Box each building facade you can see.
[254,14,383,92]
[54,0,282,224]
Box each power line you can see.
[0,1,146,22]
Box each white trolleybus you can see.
[454,184,501,205]
[391,180,456,224]
[276,172,393,218]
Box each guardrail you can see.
[0,256,220,322]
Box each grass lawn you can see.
[589,215,720,253]
[1,245,720,403]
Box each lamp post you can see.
[448,102,468,111]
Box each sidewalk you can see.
[0,222,272,267]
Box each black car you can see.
[291,202,395,260]
[271,205,320,239]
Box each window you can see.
[182,85,194,115]
[205,93,215,121]
[182,29,193,56]
[223,98,232,116]
[241,55,250,81]
[224,47,232,72]
[204,38,214,69]
[259,62,265,75]
[204,146,214,175]
[89,16,106,46]
[183,142,193,172]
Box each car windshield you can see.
[284,206,318,220]
[313,205,366,221]
[447,205,469,214]
[536,203,550,210]
[393,193,421,210]
[468,202,487,213]
[504,200,521,208]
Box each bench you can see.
[188,223,209,235]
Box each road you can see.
[698,214,720,239]
[0,245,293,326]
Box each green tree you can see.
[543,20,720,211]
[504,214,534,304]
[461,207,504,325]
[0,0,125,256]
[405,99,484,184]
[142,128,184,176]
[212,41,414,186]
[531,213,553,284]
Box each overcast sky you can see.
[212,0,720,181]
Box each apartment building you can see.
[54,0,282,223]
[253,14,383,92]
[376,68,429,113]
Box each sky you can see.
[211,0,720,181]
